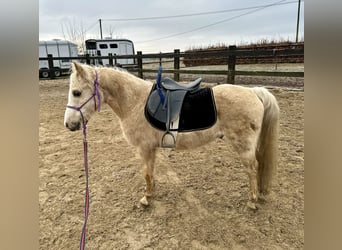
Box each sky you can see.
[39,0,304,53]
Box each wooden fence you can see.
[39,45,304,84]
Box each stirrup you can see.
[161,131,176,148]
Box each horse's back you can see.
[212,84,264,125]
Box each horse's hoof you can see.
[258,193,267,202]
[140,196,149,206]
[247,201,257,210]
[144,191,153,197]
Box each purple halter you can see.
[66,70,100,250]
[67,71,101,137]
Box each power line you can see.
[135,0,293,44]
[85,21,99,33]
[103,0,298,22]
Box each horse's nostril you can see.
[65,121,80,131]
[75,122,81,130]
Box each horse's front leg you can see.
[138,147,156,206]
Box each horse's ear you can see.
[71,61,86,77]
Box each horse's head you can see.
[64,62,102,131]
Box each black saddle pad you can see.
[145,87,217,132]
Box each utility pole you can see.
[99,19,103,39]
[295,0,301,43]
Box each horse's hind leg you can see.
[231,136,259,210]
[138,147,156,206]
[241,150,259,210]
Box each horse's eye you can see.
[72,90,82,97]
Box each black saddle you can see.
[161,77,202,91]
[145,77,217,148]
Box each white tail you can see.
[253,87,280,194]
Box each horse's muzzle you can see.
[65,121,81,131]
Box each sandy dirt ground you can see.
[39,76,304,249]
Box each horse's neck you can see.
[99,68,151,119]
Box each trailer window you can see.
[99,44,108,49]
[110,44,118,48]
[85,41,97,50]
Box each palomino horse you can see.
[64,62,279,209]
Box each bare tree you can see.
[107,24,123,39]
[108,25,115,39]
[61,18,86,54]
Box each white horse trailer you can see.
[85,39,135,66]
[39,40,78,78]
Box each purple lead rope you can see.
[66,71,100,250]
[80,137,89,250]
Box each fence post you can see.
[108,53,113,67]
[47,54,55,79]
[137,51,143,79]
[85,54,90,65]
[273,49,278,70]
[227,45,236,84]
[159,52,162,67]
[174,49,180,81]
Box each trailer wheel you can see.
[41,71,49,78]
[53,69,61,77]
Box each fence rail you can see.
[39,46,304,83]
